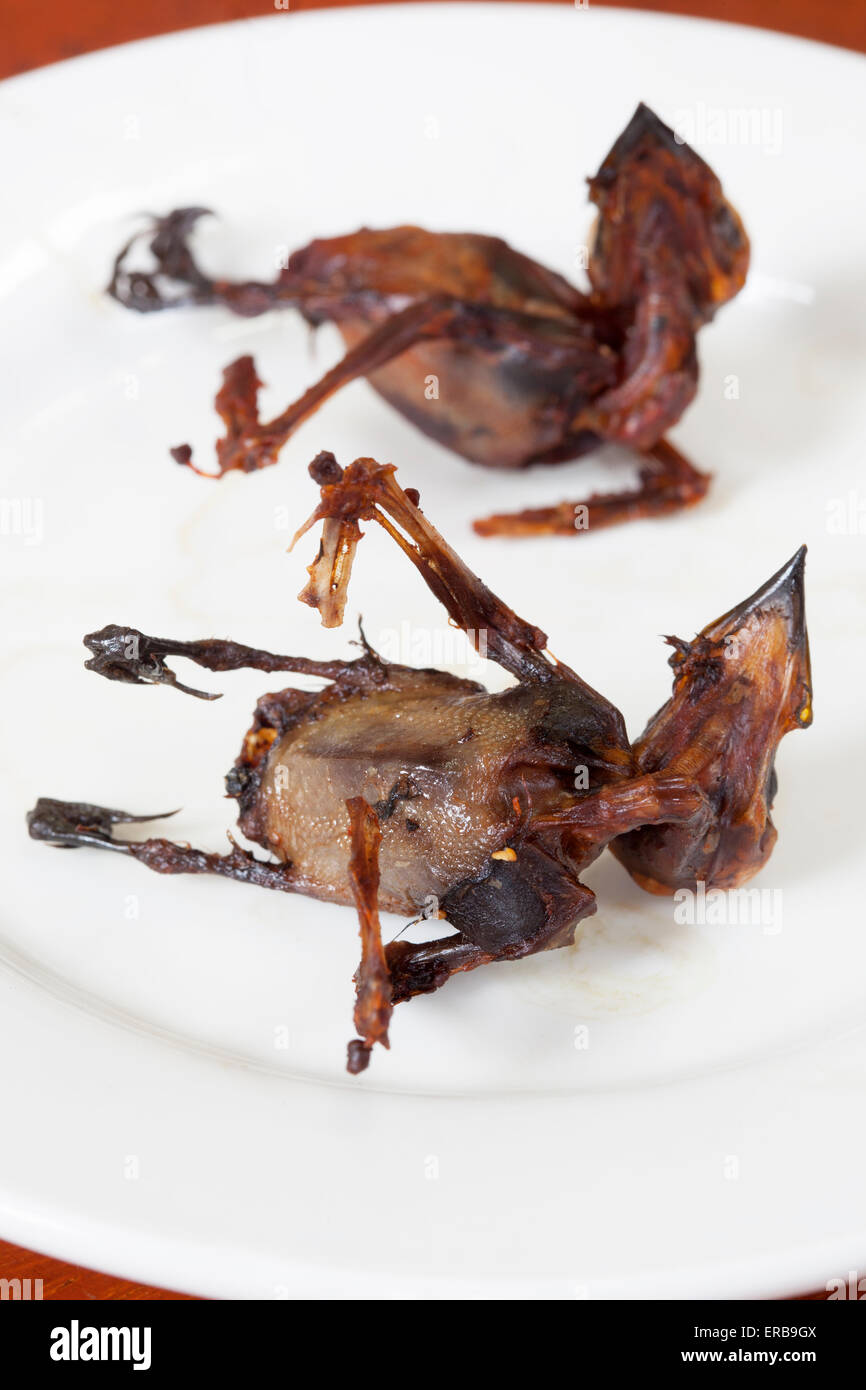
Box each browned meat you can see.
[28,457,809,1072]
[107,104,748,535]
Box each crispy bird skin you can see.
[28,459,808,1072]
[610,547,812,892]
[107,104,748,537]
[345,797,392,1073]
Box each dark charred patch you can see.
[373,773,418,821]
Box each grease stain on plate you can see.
[515,903,717,1018]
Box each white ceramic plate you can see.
[1,5,864,1299]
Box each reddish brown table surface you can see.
[1,0,864,74]
[2,0,863,1302]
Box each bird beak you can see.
[611,546,812,893]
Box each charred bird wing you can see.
[473,439,711,538]
[27,798,180,851]
[171,295,509,477]
[26,797,300,892]
[83,624,367,699]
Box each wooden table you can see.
[2,0,862,1301]
[2,0,865,75]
